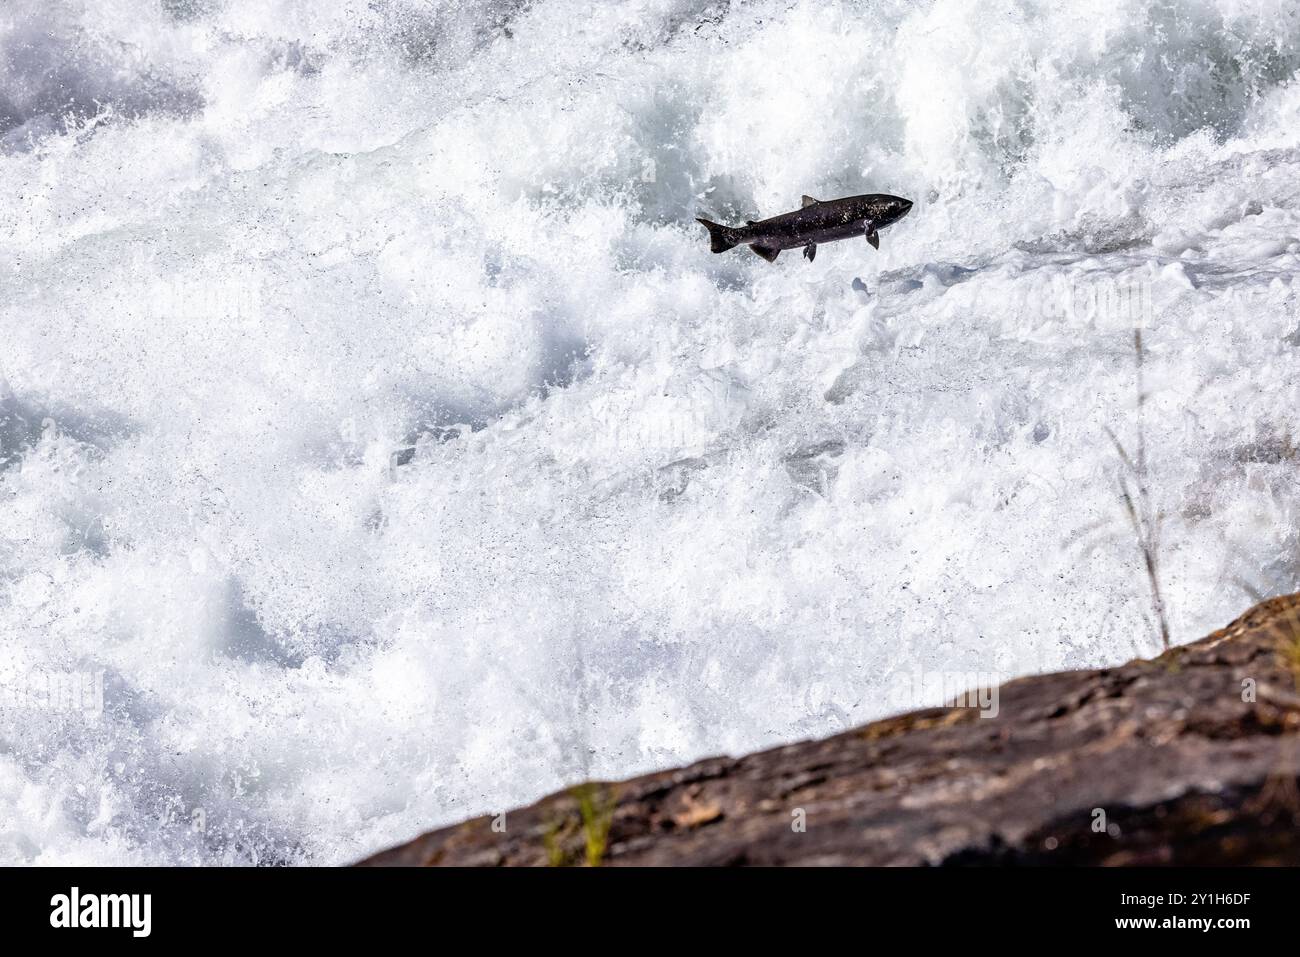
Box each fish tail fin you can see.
[696,217,742,254]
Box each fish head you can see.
[874,194,914,227]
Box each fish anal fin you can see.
[801,195,821,208]
[749,243,780,263]
[803,243,817,262]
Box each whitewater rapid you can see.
[2,0,1299,864]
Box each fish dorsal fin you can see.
[746,220,758,226]
[801,195,821,208]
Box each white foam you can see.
[2,0,1299,864]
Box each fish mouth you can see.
[881,196,913,225]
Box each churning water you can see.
[2,0,1299,863]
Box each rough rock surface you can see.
[359,594,1300,866]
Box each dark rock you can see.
[358,594,1300,866]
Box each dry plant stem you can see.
[1106,327,1170,652]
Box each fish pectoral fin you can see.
[866,225,880,250]
[749,243,780,263]
[803,243,817,262]
[801,195,821,208]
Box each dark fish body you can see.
[697,193,913,263]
